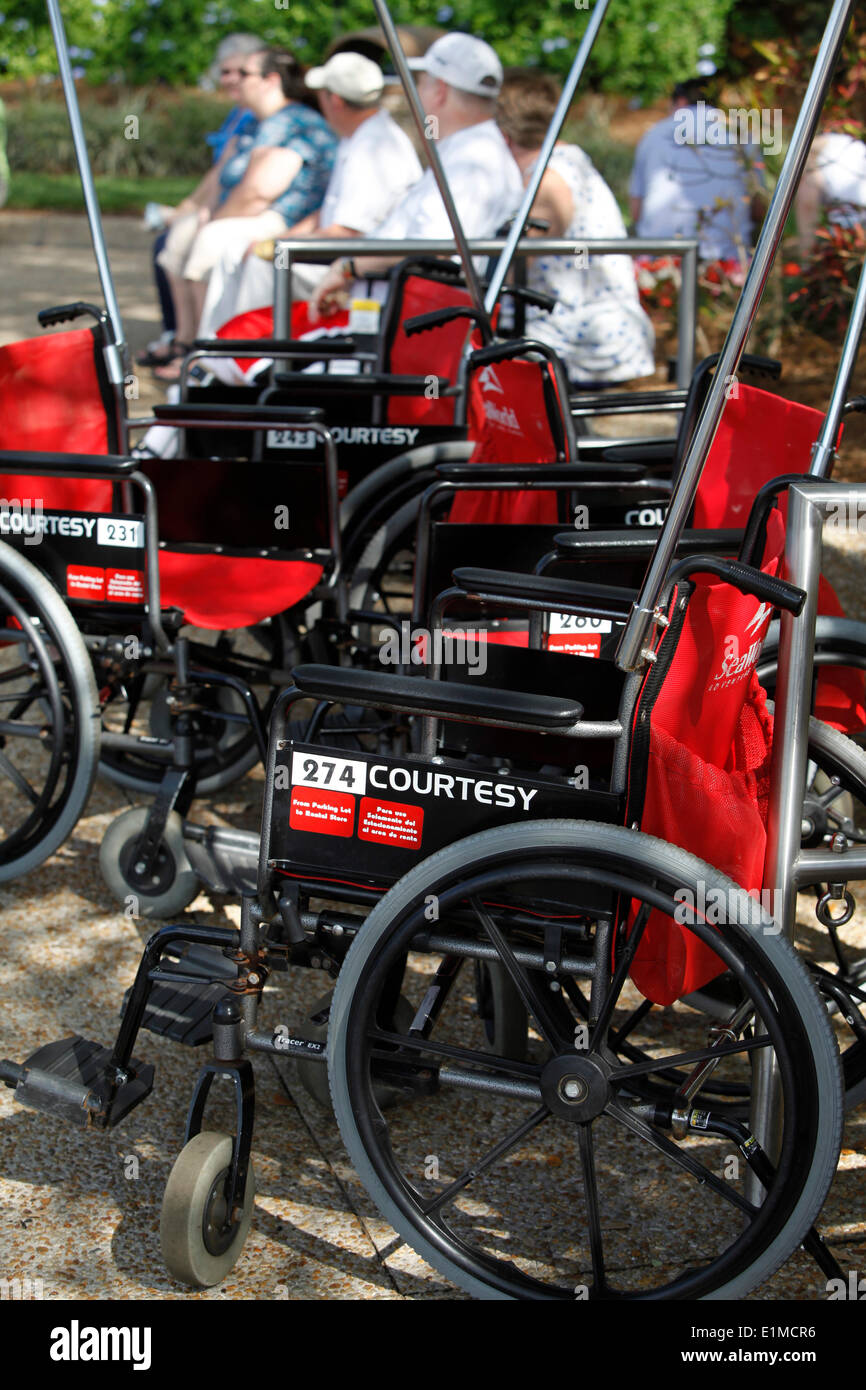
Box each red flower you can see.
[782,262,801,276]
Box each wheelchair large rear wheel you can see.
[0,542,100,879]
[328,821,842,1299]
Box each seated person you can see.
[310,32,524,320]
[797,127,866,255]
[138,32,262,366]
[197,51,422,341]
[629,77,763,266]
[496,69,655,388]
[155,47,337,379]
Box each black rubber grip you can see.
[500,285,557,311]
[153,403,324,423]
[192,336,357,354]
[38,301,103,328]
[670,555,806,614]
[403,306,482,337]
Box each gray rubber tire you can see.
[328,820,843,1301]
[0,540,100,880]
[160,1131,256,1288]
[99,806,199,918]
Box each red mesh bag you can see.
[0,328,114,510]
[449,358,561,526]
[681,383,864,733]
[627,510,785,1005]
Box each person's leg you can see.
[153,230,176,336]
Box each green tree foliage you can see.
[0,0,736,99]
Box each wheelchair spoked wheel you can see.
[0,543,100,879]
[98,614,301,796]
[328,822,842,1300]
[795,715,866,1108]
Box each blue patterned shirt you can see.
[218,103,336,224]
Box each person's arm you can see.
[172,139,238,220]
[213,145,303,220]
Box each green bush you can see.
[5,90,228,177]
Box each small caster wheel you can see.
[160,1131,256,1288]
[296,990,416,1111]
[100,806,199,919]
[474,960,528,1060]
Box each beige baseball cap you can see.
[408,33,503,98]
[305,52,385,104]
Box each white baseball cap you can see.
[305,52,385,104]
[408,33,503,98]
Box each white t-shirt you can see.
[811,132,866,226]
[630,107,760,261]
[373,119,523,241]
[318,109,422,233]
[527,145,655,384]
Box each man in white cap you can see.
[310,32,523,319]
[197,50,422,337]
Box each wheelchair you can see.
[3,457,859,1299]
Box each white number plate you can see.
[291,751,367,795]
[549,613,613,635]
[266,429,317,449]
[97,518,145,548]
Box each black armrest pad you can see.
[597,443,676,465]
[0,450,139,477]
[292,664,583,729]
[553,527,743,560]
[435,462,647,483]
[453,568,635,611]
[153,404,324,424]
[272,372,450,395]
[192,337,357,355]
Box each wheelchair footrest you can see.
[125,975,229,1047]
[9,1036,154,1128]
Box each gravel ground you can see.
[0,210,865,1305]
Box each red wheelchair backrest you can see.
[385,275,474,427]
[0,328,114,510]
[626,511,789,1006]
[692,383,826,528]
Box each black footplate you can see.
[2,1036,154,1129]
[124,942,238,1046]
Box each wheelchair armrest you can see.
[435,462,647,483]
[272,372,451,395]
[552,528,743,562]
[291,665,584,730]
[452,568,635,615]
[595,443,676,466]
[0,450,140,477]
[153,404,324,424]
[192,337,358,355]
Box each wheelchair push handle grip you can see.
[670,555,806,615]
[38,302,105,328]
[403,306,486,337]
[499,285,557,312]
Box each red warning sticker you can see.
[106,568,145,603]
[547,633,602,658]
[289,786,355,837]
[67,566,105,601]
[358,797,423,849]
